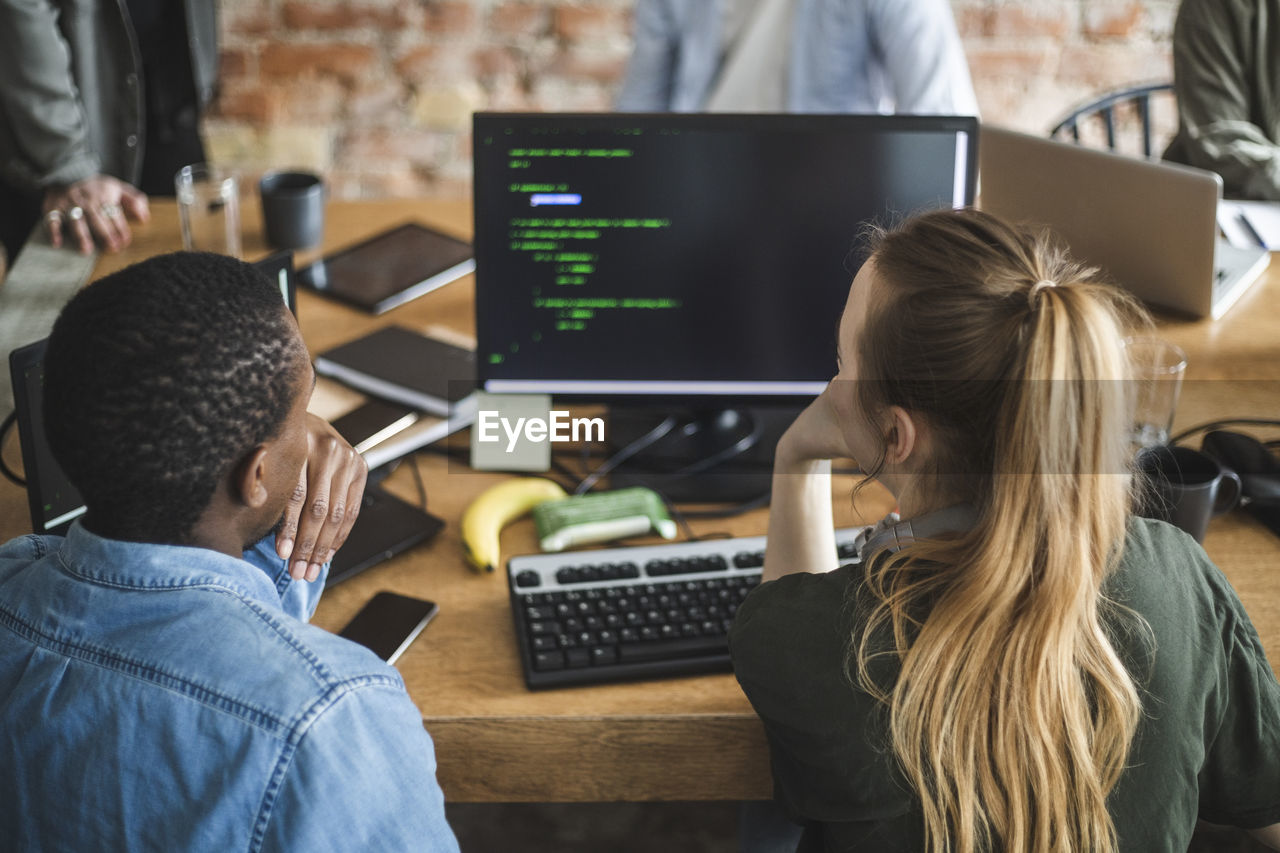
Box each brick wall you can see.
[207,0,1178,199]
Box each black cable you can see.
[408,452,428,511]
[1169,418,1280,446]
[574,416,678,495]
[0,411,26,487]
[664,414,765,478]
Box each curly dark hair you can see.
[44,251,305,544]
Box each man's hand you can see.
[43,175,150,254]
[277,413,369,581]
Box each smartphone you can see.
[338,592,439,664]
[331,400,420,454]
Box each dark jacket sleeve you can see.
[0,0,101,191]
[1168,0,1280,200]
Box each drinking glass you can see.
[175,164,241,257]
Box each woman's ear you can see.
[231,446,272,509]
[883,406,918,465]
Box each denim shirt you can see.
[615,0,979,115]
[0,523,460,852]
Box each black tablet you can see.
[327,487,445,585]
[296,222,475,314]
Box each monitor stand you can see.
[604,406,799,503]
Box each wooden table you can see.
[2,198,1277,804]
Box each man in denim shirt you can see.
[0,252,460,851]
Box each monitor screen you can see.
[472,113,977,403]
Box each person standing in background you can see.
[616,0,978,115]
[1164,0,1280,200]
[0,0,217,261]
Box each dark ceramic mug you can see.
[259,170,325,250]
[1137,445,1242,543]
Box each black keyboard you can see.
[507,529,866,689]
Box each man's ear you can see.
[883,406,918,465]
[232,446,272,509]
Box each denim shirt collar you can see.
[56,521,288,610]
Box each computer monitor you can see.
[8,252,297,535]
[472,113,978,499]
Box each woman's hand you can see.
[43,175,150,254]
[762,383,857,580]
[776,383,856,470]
[277,414,369,581]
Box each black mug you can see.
[259,171,325,250]
[1137,445,1242,543]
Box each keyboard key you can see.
[515,570,541,588]
[590,646,618,666]
[566,648,592,668]
[618,636,728,663]
[533,651,565,671]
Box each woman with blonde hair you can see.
[730,208,1280,852]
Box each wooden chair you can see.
[1050,82,1174,158]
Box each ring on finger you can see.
[99,203,122,219]
[67,206,85,222]
[44,210,64,226]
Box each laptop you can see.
[5,252,440,586]
[978,126,1270,320]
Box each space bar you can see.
[617,636,729,663]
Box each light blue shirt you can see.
[616,0,979,115]
[0,523,459,852]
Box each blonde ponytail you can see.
[849,209,1149,853]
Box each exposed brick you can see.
[282,2,409,30]
[1055,43,1171,90]
[339,127,455,166]
[395,45,439,79]
[260,126,334,173]
[276,78,349,123]
[1083,2,1145,38]
[411,82,486,132]
[986,6,1072,39]
[202,124,334,176]
[423,2,476,34]
[259,42,379,83]
[953,5,992,39]
[964,46,1055,79]
[530,77,613,112]
[489,3,551,38]
[209,85,281,124]
[206,0,1177,202]
[471,46,522,80]
[554,6,629,44]
[543,49,630,86]
[224,6,278,37]
[346,79,409,121]
[219,47,254,79]
[485,77,537,111]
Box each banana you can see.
[460,478,568,573]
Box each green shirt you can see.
[730,518,1280,852]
